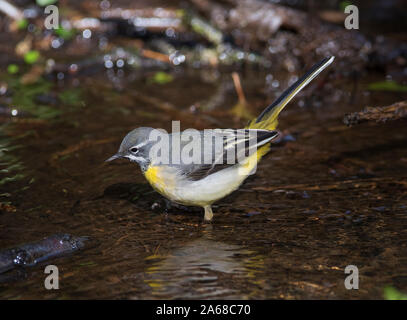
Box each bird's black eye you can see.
[130,147,138,153]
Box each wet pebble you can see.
[246,211,261,217]
[302,191,310,199]
[34,93,59,106]
[285,190,303,199]
[303,209,316,214]
[283,134,296,142]
[151,202,161,211]
[372,206,388,212]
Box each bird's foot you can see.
[204,205,213,222]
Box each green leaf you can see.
[35,105,61,119]
[175,9,186,18]
[24,50,40,64]
[0,173,25,186]
[149,71,174,85]
[7,64,19,74]
[36,0,58,6]
[368,80,407,92]
[340,1,352,11]
[58,88,82,107]
[55,26,76,40]
[17,19,28,30]
[384,286,407,300]
[7,77,62,119]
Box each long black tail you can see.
[247,56,335,130]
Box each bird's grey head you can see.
[106,127,155,171]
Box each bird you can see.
[106,56,334,221]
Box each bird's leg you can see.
[204,205,213,222]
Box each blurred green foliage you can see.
[17,19,28,30]
[368,80,407,92]
[36,0,58,6]
[24,50,40,65]
[55,26,76,40]
[384,286,407,300]
[7,77,61,119]
[58,88,83,107]
[0,133,25,190]
[340,1,352,11]
[7,64,19,75]
[149,71,174,84]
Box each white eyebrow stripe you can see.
[132,141,149,149]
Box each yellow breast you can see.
[144,166,166,193]
[239,144,270,174]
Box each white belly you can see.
[146,152,260,207]
[174,166,248,206]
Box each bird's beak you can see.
[105,153,122,162]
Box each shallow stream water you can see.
[0,60,406,299]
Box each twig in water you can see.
[344,100,407,126]
[230,72,254,120]
[141,49,170,63]
[232,72,247,105]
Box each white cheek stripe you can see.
[126,155,144,162]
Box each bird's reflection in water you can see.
[143,225,267,299]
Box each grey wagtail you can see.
[106,56,334,221]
